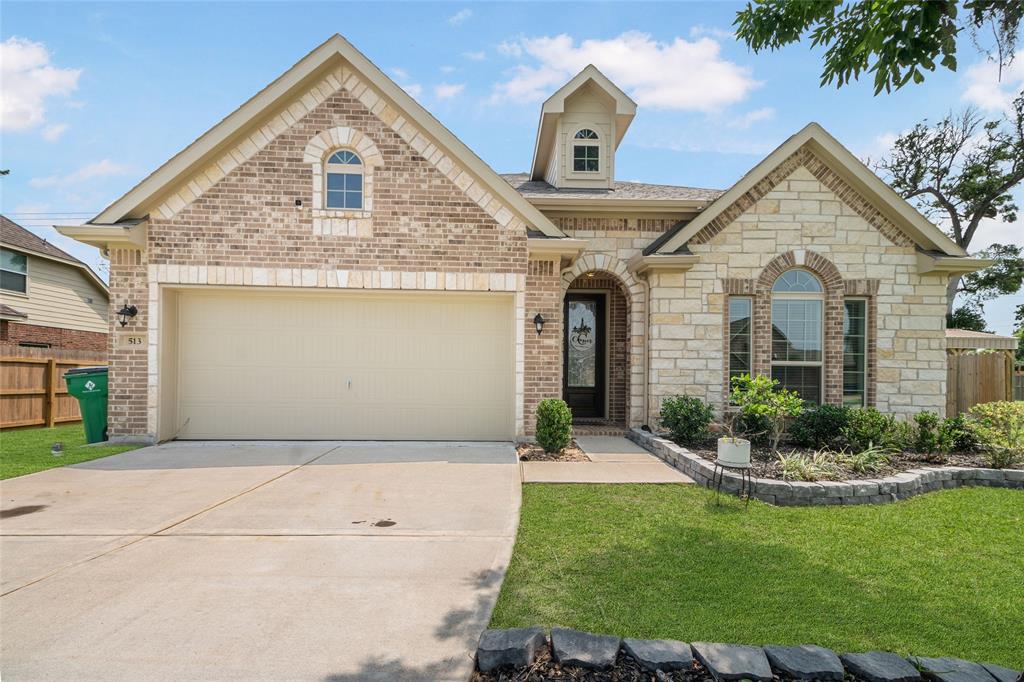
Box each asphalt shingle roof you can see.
[501,173,723,202]
[1,215,80,263]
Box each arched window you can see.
[771,270,823,403]
[325,150,363,210]
[573,128,600,172]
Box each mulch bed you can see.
[683,437,1006,481]
[472,647,716,682]
[518,440,591,462]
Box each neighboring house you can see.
[58,35,987,443]
[1,216,109,354]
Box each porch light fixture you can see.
[117,303,138,328]
[533,313,546,335]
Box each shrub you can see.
[938,414,979,452]
[839,444,892,475]
[535,399,572,453]
[777,449,843,482]
[730,374,804,452]
[969,401,1024,469]
[914,411,942,454]
[660,395,714,444]
[842,408,912,451]
[790,404,850,449]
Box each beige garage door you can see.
[174,289,514,440]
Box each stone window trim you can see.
[302,127,384,234]
[721,251,878,408]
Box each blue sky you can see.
[2,1,1021,333]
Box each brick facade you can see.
[524,257,563,435]
[0,321,107,354]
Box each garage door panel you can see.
[173,290,514,440]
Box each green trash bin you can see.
[65,366,109,444]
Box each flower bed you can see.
[630,429,1024,506]
[517,440,590,462]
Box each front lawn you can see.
[0,423,141,479]
[491,484,1023,669]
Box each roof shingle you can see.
[1,215,81,263]
[501,173,722,202]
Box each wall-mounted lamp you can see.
[533,313,546,336]
[117,303,138,328]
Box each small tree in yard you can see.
[535,399,572,454]
[729,374,804,452]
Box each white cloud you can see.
[41,122,69,141]
[689,25,734,40]
[0,36,82,131]
[962,59,1024,112]
[391,67,410,81]
[447,8,472,26]
[434,82,465,100]
[29,159,131,188]
[490,32,759,111]
[440,65,456,74]
[402,83,424,99]
[462,50,487,61]
[729,107,775,129]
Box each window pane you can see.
[575,128,598,139]
[771,299,822,362]
[326,190,345,208]
[328,150,361,165]
[1,249,27,274]
[771,365,820,404]
[567,300,597,387]
[327,173,345,190]
[573,145,599,172]
[0,270,27,293]
[345,189,362,209]
[843,299,867,406]
[728,297,752,379]
[773,270,822,293]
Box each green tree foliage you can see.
[874,96,1024,313]
[735,0,1021,94]
[947,304,990,330]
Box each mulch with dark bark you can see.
[472,647,718,682]
[518,440,591,462]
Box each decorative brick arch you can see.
[561,254,646,426]
[302,126,385,166]
[752,250,846,406]
[302,127,385,236]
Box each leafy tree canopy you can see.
[735,0,1022,94]
[947,304,990,330]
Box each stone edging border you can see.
[628,428,1024,506]
[475,626,1022,681]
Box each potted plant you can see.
[717,408,751,468]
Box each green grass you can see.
[492,484,1024,669]
[0,423,141,479]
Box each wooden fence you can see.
[946,350,1015,416]
[0,348,106,429]
[1015,369,1024,402]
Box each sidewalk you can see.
[521,436,694,484]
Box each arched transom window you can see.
[771,269,823,403]
[573,128,600,172]
[325,150,363,210]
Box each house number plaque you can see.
[117,333,148,349]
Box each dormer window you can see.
[325,150,363,210]
[573,128,600,172]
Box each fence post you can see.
[45,358,57,428]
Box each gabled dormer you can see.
[529,65,637,190]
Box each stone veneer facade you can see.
[103,60,952,441]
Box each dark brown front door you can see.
[563,293,605,419]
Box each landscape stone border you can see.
[628,429,1024,506]
[475,628,1022,681]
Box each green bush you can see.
[914,411,942,454]
[535,399,572,454]
[969,401,1024,469]
[839,444,893,475]
[790,404,850,448]
[729,374,803,452]
[660,395,714,444]
[842,408,912,451]
[939,414,979,452]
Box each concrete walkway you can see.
[521,436,693,483]
[1,441,520,681]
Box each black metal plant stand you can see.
[712,462,755,508]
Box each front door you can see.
[563,293,605,419]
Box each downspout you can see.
[642,272,651,428]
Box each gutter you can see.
[55,221,148,254]
[915,252,993,275]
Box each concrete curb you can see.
[628,429,1024,506]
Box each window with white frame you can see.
[728,297,752,382]
[1,248,27,294]
[325,150,364,210]
[770,270,823,403]
[843,299,867,406]
[572,128,600,172]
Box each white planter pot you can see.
[717,437,751,468]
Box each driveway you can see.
[0,441,520,681]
